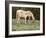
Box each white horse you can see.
[16,10,35,24]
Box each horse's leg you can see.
[28,16,30,24]
[16,18,18,23]
[17,17,20,24]
[25,16,26,24]
[16,17,18,23]
[32,15,35,23]
[17,19,18,23]
[18,17,20,23]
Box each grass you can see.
[12,19,40,31]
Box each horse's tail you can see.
[31,13,35,23]
[16,11,18,19]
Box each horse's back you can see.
[16,10,24,13]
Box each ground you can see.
[12,19,40,31]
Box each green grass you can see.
[12,19,40,31]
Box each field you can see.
[12,19,40,31]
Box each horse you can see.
[16,10,35,24]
